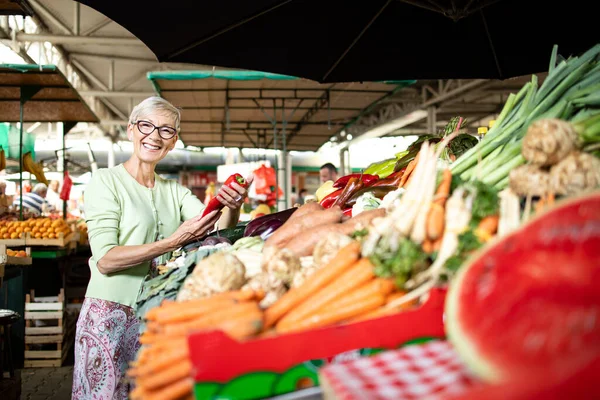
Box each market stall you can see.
[123,43,599,399]
[0,63,99,368]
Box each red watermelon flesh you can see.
[445,191,600,383]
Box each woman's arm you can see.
[219,207,241,229]
[96,210,220,274]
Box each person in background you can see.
[297,188,308,205]
[72,96,252,399]
[320,162,338,184]
[46,180,62,211]
[12,183,52,216]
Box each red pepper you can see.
[332,176,364,209]
[333,173,379,189]
[320,188,343,208]
[342,208,353,217]
[201,173,249,217]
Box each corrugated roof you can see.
[0,64,99,123]
[148,70,413,151]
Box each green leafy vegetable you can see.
[444,229,483,273]
[449,134,480,159]
[463,180,500,226]
[369,237,429,289]
[351,228,369,239]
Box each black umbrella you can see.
[79,0,598,83]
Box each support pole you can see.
[427,106,437,134]
[19,85,41,220]
[73,2,80,36]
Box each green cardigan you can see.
[84,164,205,308]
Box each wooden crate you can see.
[24,231,75,248]
[24,289,75,368]
[0,244,32,266]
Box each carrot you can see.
[282,294,386,333]
[266,206,344,248]
[433,169,452,206]
[422,237,433,253]
[276,258,375,331]
[477,215,499,235]
[253,288,266,302]
[426,169,452,240]
[146,377,194,400]
[264,241,361,328]
[547,191,555,207]
[133,345,188,377]
[153,297,237,324]
[535,196,546,214]
[146,296,236,321]
[346,305,401,323]
[399,152,420,187]
[138,359,192,390]
[217,314,264,340]
[327,278,395,311]
[164,302,261,336]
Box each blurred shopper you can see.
[46,179,63,211]
[72,97,253,399]
[12,183,52,216]
[320,162,338,183]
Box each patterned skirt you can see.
[71,297,141,400]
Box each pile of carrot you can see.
[264,241,416,334]
[128,289,265,400]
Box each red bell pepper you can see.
[201,173,249,217]
[342,208,353,217]
[320,188,343,208]
[333,173,379,189]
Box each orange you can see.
[34,232,42,239]
[10,232,18,239]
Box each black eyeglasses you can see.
[134,120,177,140]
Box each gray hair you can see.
[129,96,181,132]
[32,183,48,194]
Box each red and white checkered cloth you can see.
[319,340,481,400]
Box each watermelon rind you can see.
[444,190,600,383]
[445,256,503,382]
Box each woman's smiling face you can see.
[127,112,178,164]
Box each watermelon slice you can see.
[445,191,600,383]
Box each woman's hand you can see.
[169,209,220,248]
[217,174,254,210]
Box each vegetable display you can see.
[128,42,600,400]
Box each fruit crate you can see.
[24,230,76,248]
[0,236,26,247]
[24,289,75,368]
[0,244,32,266]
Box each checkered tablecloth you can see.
[319,340,480,400]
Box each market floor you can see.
[19,366,74,400]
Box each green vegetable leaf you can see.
[464,180,500,225]
[369,237,429,289]
[449,134,479,159]
[351,228,369,239]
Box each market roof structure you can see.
[0,64,99,123]
[148,70,414,151]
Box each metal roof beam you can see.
[78,90,154,98]
[15,32,143,46]
[81,18,112,36]
[28,0,72,35]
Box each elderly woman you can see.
[72,97,252,399]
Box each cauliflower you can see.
[177,252,245,301]
[312,232,353,268]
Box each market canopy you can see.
[79,0,597,83]
[148,70,413,151]
[0,64,99,123]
